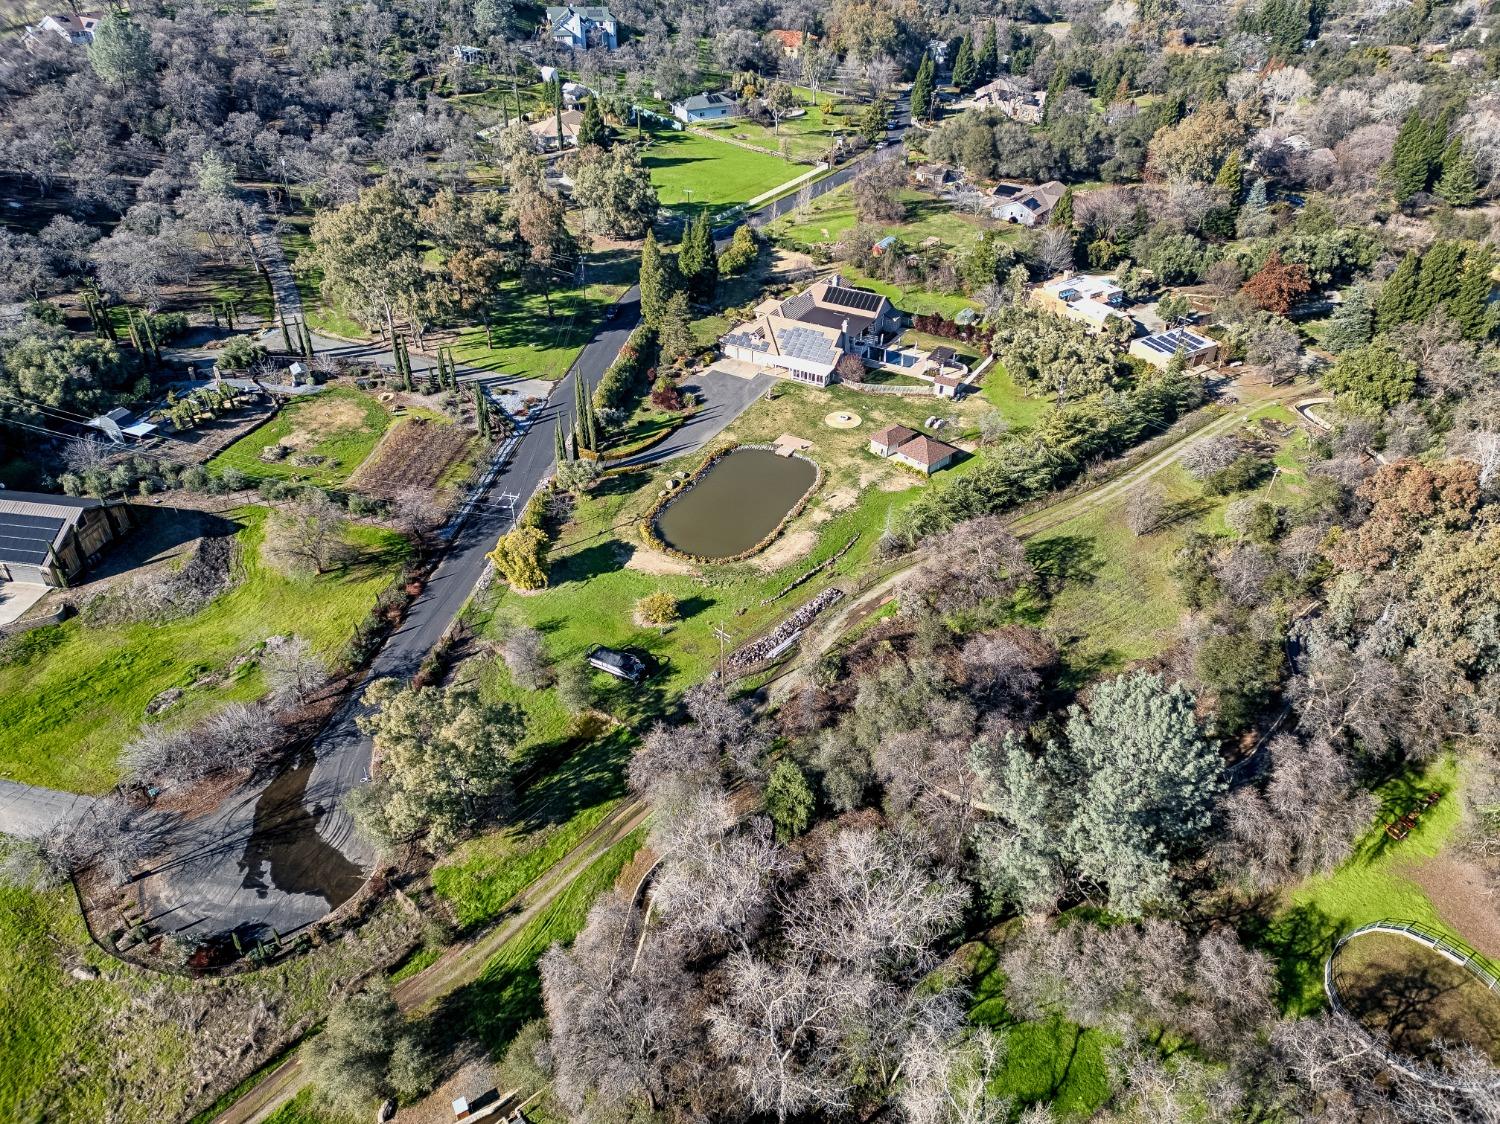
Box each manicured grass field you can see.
[773,185,996,257]
[210,386,392,485]
[640,127,805,218]
[1259,757,1467,1014]
[0,509,408,793]
[981,361,1052,430]
[448,250,636,382]
[694,92,855,161]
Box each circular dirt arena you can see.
[824,411,862,429]
[1331,931,1500,1068]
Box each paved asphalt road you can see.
[0,781,97,839]
[7,98,915,940]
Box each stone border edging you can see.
[639,442,821,564]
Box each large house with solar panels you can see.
[544,5,617,49]
[0,491,133,587]
[722,275,948,387]
[1129,327,1220,369]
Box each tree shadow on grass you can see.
[511,726,633,836]
[1024,535,1101,595]
[1241,901,1343,1014]
[551,541,626,586]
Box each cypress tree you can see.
[910,54,935,122]
[1323,284,1373,354]
[554,84,565,152]
[951,35,976,91]
[578,95,609,149]
[639,231,673,328]
[474,385,490,438]
[1044,67,1068,121]
[979,23,999,84]
[554,418,567,464]
[1214,150,1244,206]
[1391,111,1434,202]
[1447,247,1495,340]
[1375,252,1421,332]
[1050,186,1074,228]
[279,314,292,353]
[679,212,719,302]
[1414,239,1465,319]
[1436,140,1479,207]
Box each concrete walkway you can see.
[0,582,48,627]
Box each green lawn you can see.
[981,361,1052,429]
[838,267,980,319]
[280,220,370,340]
[693,92,855,162]
[773,186,995,257]
[210,387,391,485]
[967,938,1114,1118]
[425,827,647,1056]
[448,250,636,381]
[0,509,408,793]
[640,127,805,218]
[1258,756,1468,1014]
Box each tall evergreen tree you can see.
[1447,247,1495,340]
[859,98,888,142]
[1391,110,1435,201]
[1375,252,1421,332]
[1260,0,1310,58]
[1322,283,1374,354]
[1413,239,1465,319]
[1044,67,1068,121]
[638,231,674,328]
[1214,149,1244,206]
[1050,186,1075,228]
[951,35,976,90]
[979,23,999,84]
[577,95,609,149]
[910,54,935,121]
[554,418,568,463]
[678,212,719,303]
[1436,140,1479,207]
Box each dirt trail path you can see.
[771,383,1307,704]
[210,799,649,1124]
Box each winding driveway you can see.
[1,102,916,941]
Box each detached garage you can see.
[0,491,133,587]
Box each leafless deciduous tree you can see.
[499,624,550,690]
[125,702,281,790]
[1126,485,1169,536]
[1216,735,1376,891]
[263,491,350,575]
[1179,435,1246,479]
[261,634,329,707]
[901,516,1033,618]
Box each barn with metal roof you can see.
[0,491,133,587]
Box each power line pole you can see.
[712,623,732,685]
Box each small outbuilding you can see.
[889,435,960,475]
[1129,327,1220,369]
[869,424,919,457]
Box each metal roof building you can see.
[0,491,133,587]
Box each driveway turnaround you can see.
[619,364,775,467]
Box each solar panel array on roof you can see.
[0,511,65,566]
[776,326,838,364]
[822,286,882,314]
[1141,328,1212,356]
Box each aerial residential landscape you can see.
[1,0,1499,1121]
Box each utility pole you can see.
[712,623,732,685]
